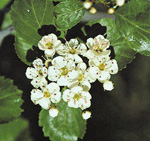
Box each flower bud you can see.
[82,111,91,120]
[49,108,59,117]
[103,80,114,91]
[115,0,125,7]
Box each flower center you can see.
[38,70,43,76]
[98,63,105,71]
[74,93,81,101]
[68,48,76,54]
[46,42,53,49]
[43,90,51,98]
[94,44,102,52]
[78,74,83,82]
[60,67,69,76]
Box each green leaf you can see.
[54,0,85,30]
[39,101,86,141]
[115,0,150,56]
[10,0,54,65]
[1,12,12,30]
[0,76,23,123]
[0,0,11,9]
[82,18,136,70]
[0,118,29,141]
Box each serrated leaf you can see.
[10,0,54,65]
[54,0,85,30]
[82,18,136,70]
[115,0,150,56]
[39,101,86,141]
[0,76,23,123]
[0,0,11,9]
[0,118,29,141]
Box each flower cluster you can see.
[26,33,118,119]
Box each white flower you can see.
[56,39,87,63]
[103,80,114,91]
[48,56,78,86]
[89,56,118,82]
[86,35,111,60]
[30,82,61,109]
[38,33,61,57]
[63,86,92,110]
[68,63,91,91]
[25,58,47,89]
[49,108,59,117]
[82,111,91,120]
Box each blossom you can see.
[38,33,61,57]
[56,39,87,63]
[86,35,111,60]
[82,111,91,119]
[63,86,91,110]
[68,62,91,91]
[48,56,78,86]
[30,83,61,109]
[89,55,118,82]
[25,58,47,89]
[103,80,114,91]
[49,108,59,117]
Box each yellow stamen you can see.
[60,67,68,76]
[98,63,105,71]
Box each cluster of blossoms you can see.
[26,33,118,119]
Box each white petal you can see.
[66,59,75,71]
[26,67,38,79]
[51,92,61,103]
[42,67,48,77]
[49,108,59,117]
[48,33,57,42]
[31,77,41,88]
[98,71,111,82]
[71,86,83,94]
[57,76,69,86]
[88,66,99,80]
[48,66,60,81]
[76,62,87,72]
[54,40,61,48]
[85,50,95,60]
[56,44,68,55]
[74,54,83,63]
[103,80,114,91]
[68,100,78,108]
[77,43,87,55]
[40,77,48,90]
[33,58,43,70]
[80,81,91,91]
[38,97,51,109]
[38,36,49,50]
[86,38,94,49]
[81,91,92,100]
[69,39,78,47]
[107,59,118,74]
[67,70,79,83]
[52,56,66,69]
[30,89,43,104]
[63,89,73,102]
[45,49,55,57]
[46,82,60,93]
